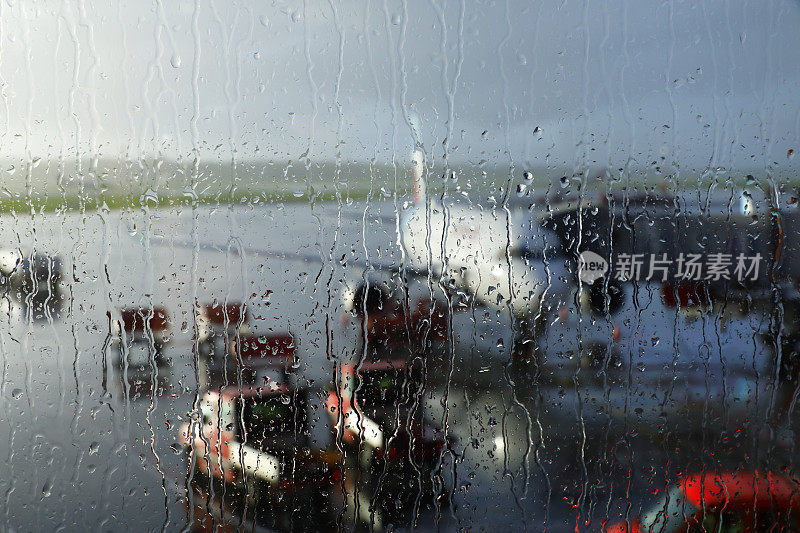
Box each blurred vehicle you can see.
[606,470,800,532]
[229,332,297,387]
[0,249,63,316]
[341,274,452,361]
[111,306,170,368]
[197,301,250,356]
[178,384,341,532]
[326,358,452,525]
[197,316,295,388]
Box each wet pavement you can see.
[0,200,795,532]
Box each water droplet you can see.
[259,15,270,27]
[496,338,504,349]
[560,176,569,188]
[517,53,527,66]
[391,13,401,25]
[42,482,51,498]
[533,126,543,140]
[788,149,795,161]
[89,442,99,456]
[11,388,22,399]
[523,171,533,184]
[516,183,527,197]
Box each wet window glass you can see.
[3,0,800,531]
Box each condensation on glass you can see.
[0,0,797,531]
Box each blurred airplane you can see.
[399,149,570,323]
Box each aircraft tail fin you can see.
[411,149,425,204]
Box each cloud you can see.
[0,0,796,181]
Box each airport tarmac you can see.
[0,200,794,531]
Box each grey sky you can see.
[0,0,798,178]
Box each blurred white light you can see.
[493,435,505,452]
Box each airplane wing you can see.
[142,234,431,278]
